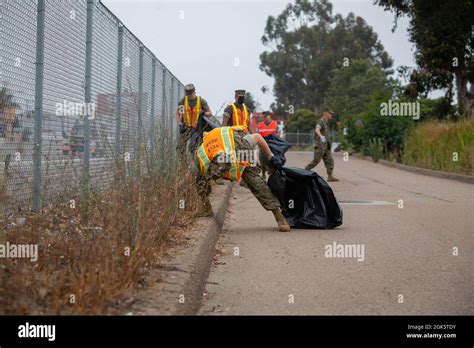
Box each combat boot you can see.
[271,209,291,232]
[327,174,339,182]
[196,197,214,217]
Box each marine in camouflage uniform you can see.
[304,111,339,182]
[176,83,212,160]
[193,126,290,232]
[222,89,255,134]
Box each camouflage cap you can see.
[184,84,195,93]
[209,157,231,180]
[235,89,246,96]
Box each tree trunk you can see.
[455,70,467,117]
[466,82,474,119]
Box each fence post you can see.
[161,67,167,131]
[115,25,124,156]
[170,77,175,132]
[176,81,181,124]
[160,66,167,165]
[32,0,46,212]
[150,58,156,145]
[138,45,144,139]
[83,0,93,176]
[297,130,300,149]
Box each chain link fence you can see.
[1,0,184,212]
[284,133,313,147]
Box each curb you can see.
[352,153,474,184]
[174,181,233,315]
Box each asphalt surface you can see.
[199,151,474,315]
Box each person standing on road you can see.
[176,84,212,160]
[257,111,278,180]
[305,110,339,182]
[194,125,291,232]
[222,90,255,134]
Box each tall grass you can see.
[402,120,474,175]
[0,127,200,314]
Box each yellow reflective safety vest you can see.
[231,103,249,132]
[196,126,250,182]
[183,96,201,128]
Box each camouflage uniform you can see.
[259,150,270,179]
[305,117,335,175]
[195,130,280,211]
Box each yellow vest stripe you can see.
[231,103,249,129]
[197,143,210,174]
[184,96,201,128]
[220,127,238,181]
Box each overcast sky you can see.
[102,0,416,114]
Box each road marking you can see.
[339,200,395,205]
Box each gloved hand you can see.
[320,135,327,143]
[179,124,187,134]
[269,155,283,171]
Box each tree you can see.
[376,0,474,118]
[324,59,392,121]
[260,0,393,114]
[244,92,259,112]
[347,92,414,158]
[285,108,318,132]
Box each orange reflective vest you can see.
[258,120,278,137]
[231,103,249,131]
[196,126,250,182]
[183,96,201,128]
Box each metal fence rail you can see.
[0,0,184,211]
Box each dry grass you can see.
[0,142,200,314]
[403,120,474,175]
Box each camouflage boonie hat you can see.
[184,84,195,94]
[209,156,231,180]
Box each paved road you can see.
[200,152,473,315]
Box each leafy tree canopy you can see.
[244,92,259,112]
[324,59,392,121]
[260,0,393,114]
[376,0,474,117]
[285,108,318,132]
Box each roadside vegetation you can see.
[403,120,474,175]
[0,130,199,314]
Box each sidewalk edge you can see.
[174,182,233,315]
[352,153,474,184]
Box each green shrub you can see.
[286,108,318,133]
[347,92,415,160]
[367,138,384,162]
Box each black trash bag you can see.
[188,113,220,153]
[264,134,291,166]
[268,167,343,229]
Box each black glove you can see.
[179,124,187,134]
[269,156,283,171]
